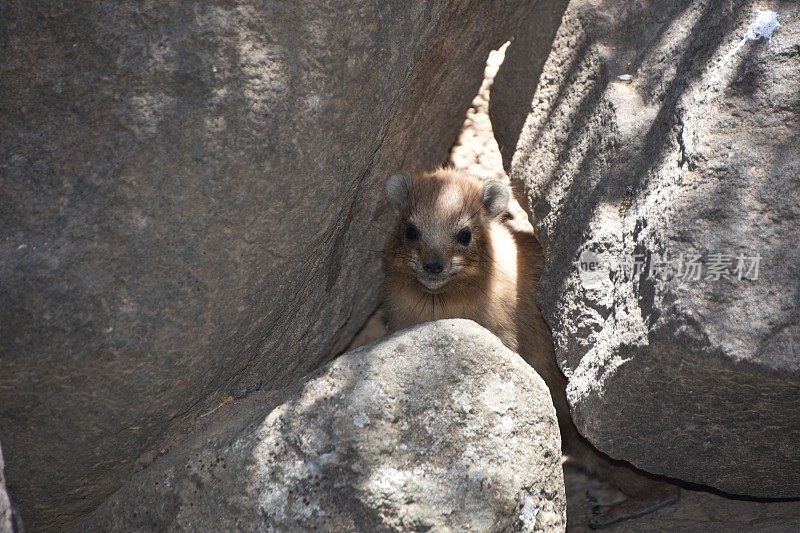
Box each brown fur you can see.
[382,168,678,528]
[383,168,544,350]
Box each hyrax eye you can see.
[404,222,420,241]
[456,228,472,246]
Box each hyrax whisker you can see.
[365,222,402,240]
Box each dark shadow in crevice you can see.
[489,0,570,170]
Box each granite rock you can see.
[82,320,566,532]
[492,0,800,497]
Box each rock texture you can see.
[565,466,800,533]
[489,0,569,168]
[449,46,509,182]
[0,442,14,533]
[492,0,800,497]
[82,320,566,532]
[0,1,540,528]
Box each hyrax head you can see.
[384,168,510,293]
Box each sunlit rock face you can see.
[81,320,566,532]
[492,0,800,498]
[0,441,16,533]
[0,1,537,528]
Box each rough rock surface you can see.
[0,442,14,533]
[492,0,800,497]
[82,320,566,532]
[566,466,800,533]
[0,1,540,528]
[449,46,509,182]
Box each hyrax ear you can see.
[481,180,510,218]
[386,171,412,212]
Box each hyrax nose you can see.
[423,258,444,274]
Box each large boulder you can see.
[82,320,566,532]
[491,0,800,497]
[0,1,539,528]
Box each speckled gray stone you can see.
[0,441,13,533]
[82,320,566,532]
[492,0,800,497]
